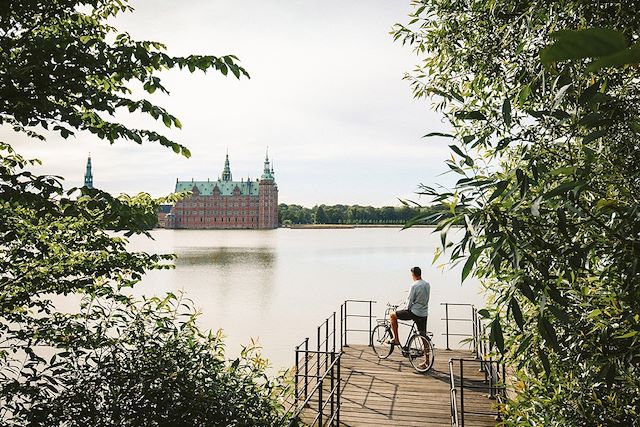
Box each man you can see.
[389,266,430,346]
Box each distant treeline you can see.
[278,203,443,225]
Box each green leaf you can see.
[543,180,585,199]
[518,85,531,106]
[422,132,454,138]
[488,180,509,202]
[548,305,569,324]
[615,331,638,339]
[449,145,466,157]
[583,129,607,143]
[462,250,479,282]
[477,309,490,318]
[541,28,627,64]
[539,316,558,349]
[502,98,512,127]
[490,317,505,354]
[455,110,486,121]
[510,298,524,330]
[539,348,551,376]
[587,41,640,71]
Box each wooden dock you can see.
[336,345,498,426]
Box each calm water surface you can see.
[127,228,486,369]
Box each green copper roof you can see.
[261,151,275,181]
[221,153,232,181]
[84,155,93,189]
[175,152,275,196]
[175,179,260,196]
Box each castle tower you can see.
[258,150,278,228]
[221,152,232,181]
[84,155,93,189]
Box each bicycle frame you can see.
[379,305,431,347]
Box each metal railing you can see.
[340,299,376,347]
[449,358,505,427]
[446,304,506,427]
[287,300,376,426]
[441,303,477,351]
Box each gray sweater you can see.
[407,279,430,317]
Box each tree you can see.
[396,1,640,425]
[314,205,328,224]
[0,1,291,425]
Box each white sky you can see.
[9,0,454,206]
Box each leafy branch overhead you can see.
[0,0,249,157]
[541,28,640,71]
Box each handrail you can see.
[288,352,342,426]
[449,357,506,427]
[441,303,476,351]
[287,300,376,426]
[341,300,376,347]
[448,359,460,427]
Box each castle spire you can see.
[261,148,274,181]
[222,151,232,182]
[84,154,93,189]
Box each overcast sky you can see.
[10,0,453,206]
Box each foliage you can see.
[0,0,248,157]
[22,294,290,427]
[1,1,291,425]
[395,1,640,425]
[279,203,443,225]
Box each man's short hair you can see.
[411,266,421,277]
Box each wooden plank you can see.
[332,345,498,426]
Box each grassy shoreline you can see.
[282,224,437,229]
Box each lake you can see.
[127,227,486,369]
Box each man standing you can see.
[389,266,430,345]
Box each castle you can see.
[163,152,278,229]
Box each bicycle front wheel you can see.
[371,324,393,359]
[407,334,435,373]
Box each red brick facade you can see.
[164,153,278,229]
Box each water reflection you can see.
[175,247,276,268]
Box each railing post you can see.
[337,353,341,426]
[489,361,495,399]
[460,359,465,427]
[472,307,478,358]
[304,338,309,399]
[332,312,336,353]
[445,303,451,350]
[368,300,373,346]
[295,345,299,402]
[318,374,323,426]
[340,304,343,350]
[325,318,329,356]
[330,352,335,422]
[317,326,321,381]
[344,301,348,347]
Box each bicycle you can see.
[370,304,435,373]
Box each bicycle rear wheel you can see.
[371,324,393,359]
[407,334,435,373]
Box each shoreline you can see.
[154,224,444,230]
[283,224,437,229]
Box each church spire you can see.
[261,148,274,181]
[84,154,93,189]
[222,151,232,182]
